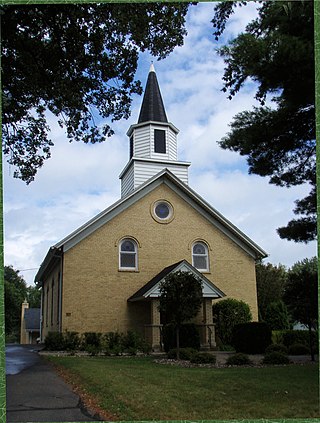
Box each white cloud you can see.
[3,3,316,286]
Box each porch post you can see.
[150,299,161,351]
[203,298,216,349]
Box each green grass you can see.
[48,356,319,420]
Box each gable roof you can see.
[35,169,267,283]
[128,260,226,302]
[24,308,40,331]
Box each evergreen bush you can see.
[44,332,64,351]
[288,343,310,355]
[226,353,252,366]
[265,343,288,354]
[167,348,197,360]
[63,331,80,351]
[82,332,102,352]
[190,352,216,364]
[262,351,290,365]
[232,322,272,354]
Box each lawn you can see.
[48,356,319,420]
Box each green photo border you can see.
[0,1,319,423]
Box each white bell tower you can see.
[119,64,190,197]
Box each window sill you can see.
[118,268,140,273]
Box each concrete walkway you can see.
[6,345,98,422]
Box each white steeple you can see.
[119,65,190,198]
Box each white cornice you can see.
[126,121,179,137]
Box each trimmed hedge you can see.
[167,348,197,360]
[232,322,272,354]
[162,323,200,352]
[190,352,216,364]
[226,353,252,366]
[262,352,290,365]
[288,343,310,355]
[265,343,288,355]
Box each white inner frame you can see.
[119,238,138,270]
[192,241,209,272]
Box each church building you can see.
[35,64,267,350]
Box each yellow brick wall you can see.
[60,183,259,336]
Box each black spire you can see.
[138,64,168,124]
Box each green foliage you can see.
[232,322,272,354]
[159,271,203,358]
[82,332,102,351]
[213,1,315,242]
[265,344,288,355]
[167,348,197,360]
[288,343,310,355]
[226,353,252,366]
[162,323,200,353]
[4,265,27,339]
[274,330,318,354]
[284,257,318,330]
[26,285,41,308]
[264,300,290,330]
[256,262,287,322]
[2,3,190,183]
[212,298,252,345]
[63,331,81,351]
[262,352,290,365]
[44,332,65,351]
[190,352,216,365]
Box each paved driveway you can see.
[6,344,98,422]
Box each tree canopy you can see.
[4,265,41,341]
[2,3,189,183]
[158,271,203,358]
[256,261,287,322]
[212,1,316,243]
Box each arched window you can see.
[119,238,138,270]
[192,242,209,272]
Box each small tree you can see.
[264,300,290,331]
[158,271,203,360]
[212,298,252,346]
[284,257,318,360]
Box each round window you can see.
[155,202,170,219]
[152,200,174,223]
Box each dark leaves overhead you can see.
[212,0,316,243]
[2,3,190,183]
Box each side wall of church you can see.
[58,183,259,337]
[41,263,61,340]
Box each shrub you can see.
[63,331,80,351]
[265,343,288,355]
[190,352,216,364]
[282,330,318,350]
[212,298,252,345]
[262,352,290,365]
[226,353,252,366]
[121,330,151,355]
[103,331,122,353]
[44,332,64,351]
[82,332,102,352]
[288,343,310,355]
[232,322,272,354]
[167,348,197,360]
[162,323,200,352]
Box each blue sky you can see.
[3,2,317,286]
